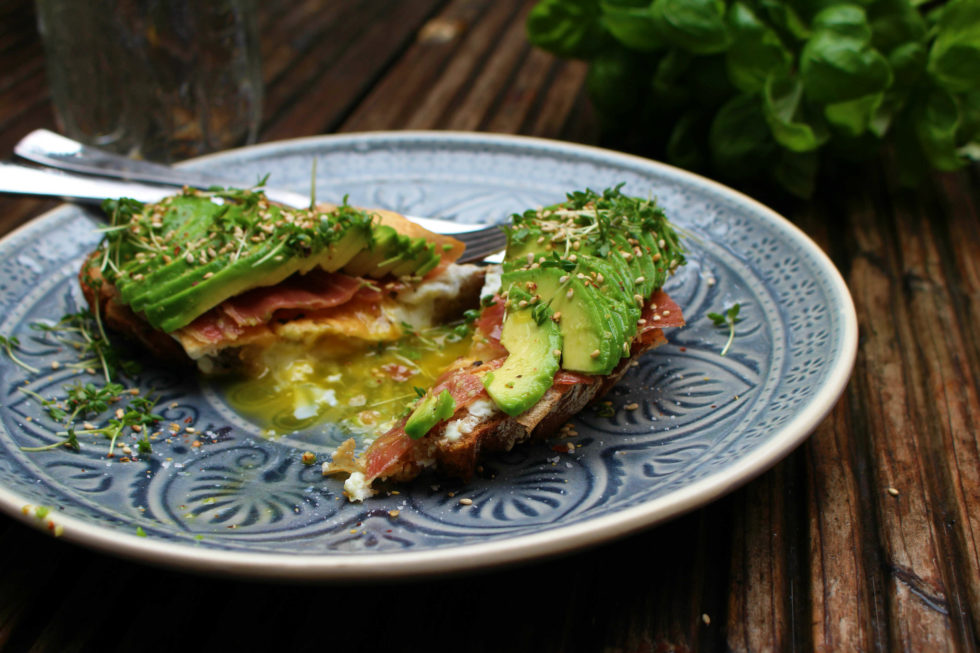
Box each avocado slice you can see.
[404,389,456,439]
[502,267,621,374]
[483,288,562,416]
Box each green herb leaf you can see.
[763,73,830,152]
[527,0,606,59]
[0,335,39,374]
[648,0,730,55]
[600,0,664,52]
[800,6,893,104]
[927,0,980,94]
[725,2,793,94]
[709,302,742,356]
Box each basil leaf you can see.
[914,86,966,171]
[868,0,927,53]
[825,93,883,136]
[710,94,776,174]
[757,0,810,42]
[800,5,893,104]
[650,48,693,108]
[763,72,830,151]
[926,0,980,93]
[649,0,731,55]
[585,46,647,117]
[600,0,664,52]
[726,2,793,93]
[668,112,709,170]
[527,0,606,59]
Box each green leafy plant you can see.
[708,303,742,356]
[527,0,980,196]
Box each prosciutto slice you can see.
[220,270,366,327]
[178,270,371,345]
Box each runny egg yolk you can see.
[223,325,474,440]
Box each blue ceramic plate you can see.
[0,133,856,579]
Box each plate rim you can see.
[0,131,858,580]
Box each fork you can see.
[8,129,508,263]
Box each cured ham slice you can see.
[177,270,372,347]
[220,270,365,327]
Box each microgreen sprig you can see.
[0,335,39,374]
[708,303,741,357]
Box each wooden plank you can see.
[0,63,49,133]
[340,0,499,133]
[0,197,57,238]
[726,464,797,652]
[527,59,589,140]
[442,0,538,132]
[889,172,980,645]
[840,167,962,650]
[258,0,369,104]
[0,2,37,55]
[400,1,522,129]
[261,0,446,140]
[484,42,557,134]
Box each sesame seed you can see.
[184,253,194,264]
[625,403,639,410]
[887,487,899,496]
[459,498,473,506]
[518,300,528,308]
[658,239,666,248]
[635,276,645,284]
[203,272,214,279]
[590,349,601,358]
[389,510,400,517]
[566,289,575,299]
[553,349,562,357]
[653,314,662,321]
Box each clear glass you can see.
[35,0,263,163]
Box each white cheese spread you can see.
[441,398,497,443]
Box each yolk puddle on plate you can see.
[223,325,473,440]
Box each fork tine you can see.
[455,225,507,263]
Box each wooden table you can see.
[1,1,978,650]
